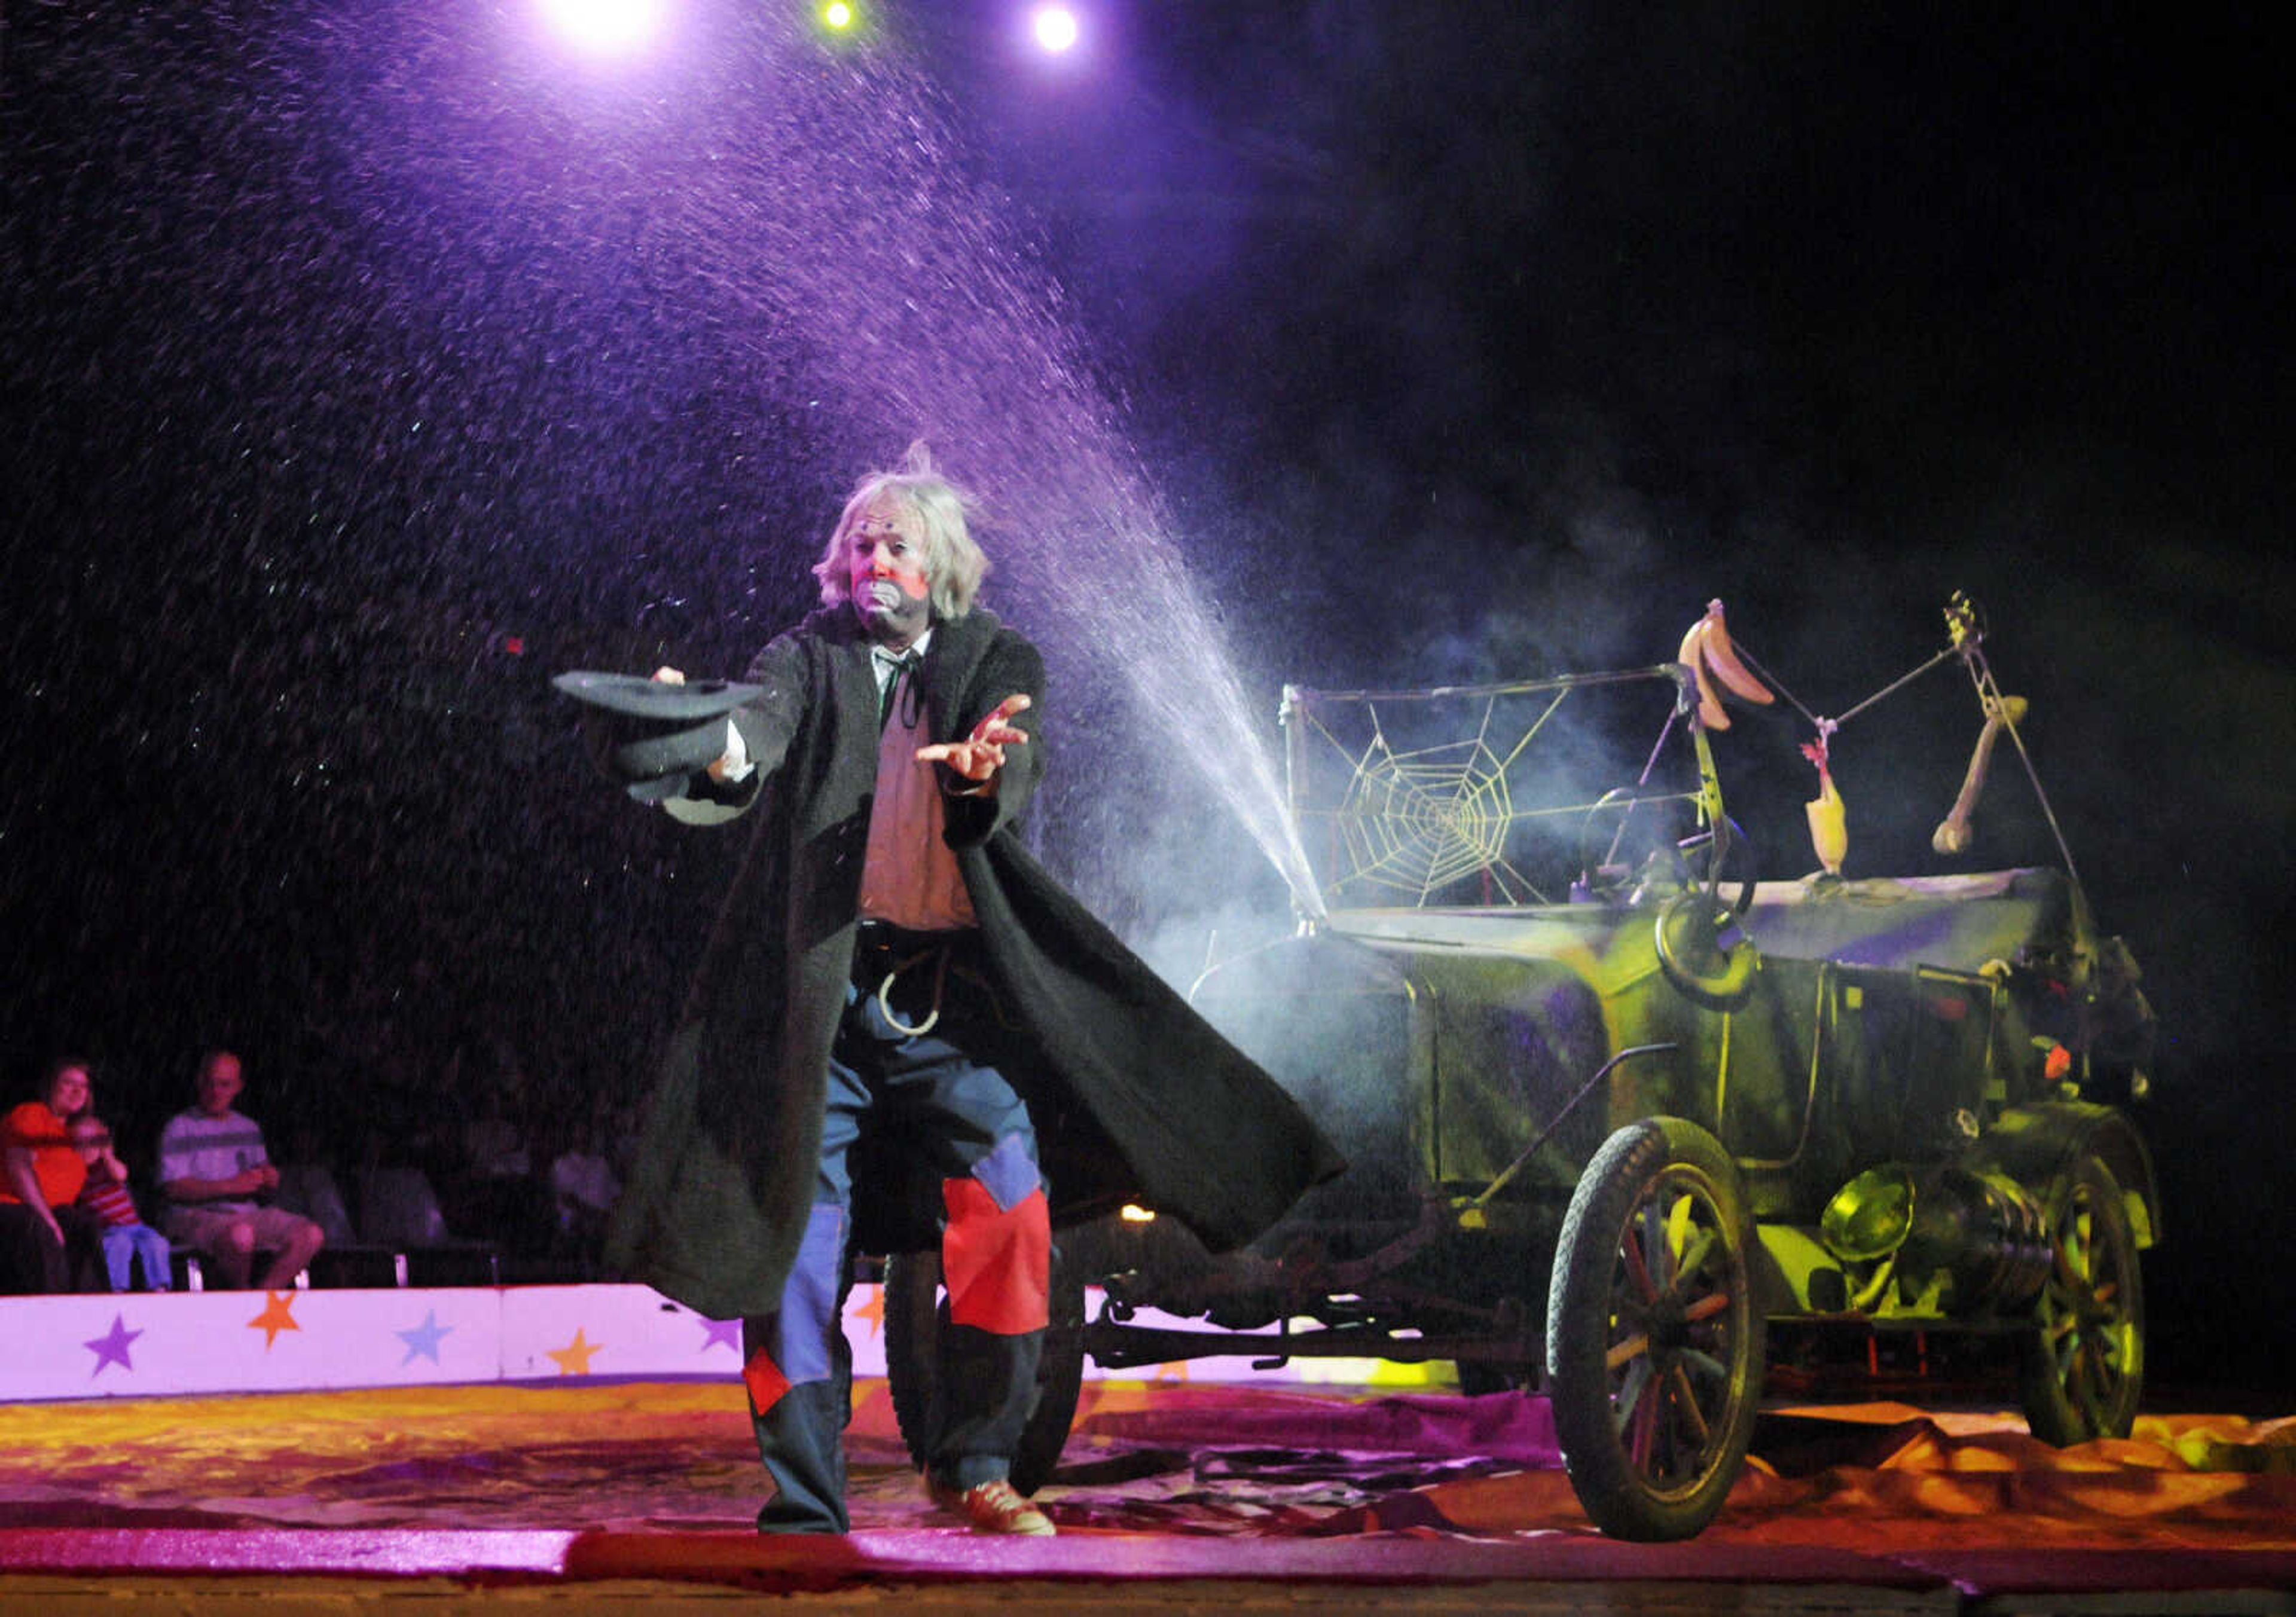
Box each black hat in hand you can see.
[552,671,760,799]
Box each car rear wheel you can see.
[2018,1153,2145,1445]
[1546,1117,1764,1540]
[884,1248,1086,1496]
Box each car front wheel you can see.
[1546,1116,1765,1540]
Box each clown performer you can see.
[561,443,1342,1537]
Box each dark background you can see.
[2,4,2287,1388]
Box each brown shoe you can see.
[927,1477,1056,1536]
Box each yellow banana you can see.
[1698,601,1773,704]
[1677,617,1730,729]
[1675,600,1773,730]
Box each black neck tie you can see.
[877,652,917,729]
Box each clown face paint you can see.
[845,503,932,649]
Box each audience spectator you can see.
[460,1084,531,1181]
[69,1114,172,1292]
[604,1100,642,1186]
[273,1125,361,1251]
[1,1059,99,1294]
[157,1050,325,1289]
[547,1109,622,1273]
[442,1072,553,1258]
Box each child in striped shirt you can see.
[70,1115,172,1292]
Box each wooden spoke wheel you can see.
[1546,1117,1765,1540]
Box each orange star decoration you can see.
[546,1328,604,1376]
[851,1286,885,1337]
[247,1291,301,1350]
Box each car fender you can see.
[1962,1101,2159,1249]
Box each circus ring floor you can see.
[1,1285,2291,1613]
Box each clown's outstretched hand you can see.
[917,693,1031,784]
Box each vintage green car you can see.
[884,601,2158,1541]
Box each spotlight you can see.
[537,0,662,54]
[1029,4,1080,54]
[817,0,877,46]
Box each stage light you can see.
[816,1,875,48]
[538,0,662,54]
[1029,4,1080,54]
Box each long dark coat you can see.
[603,604,1344,1321]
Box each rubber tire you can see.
[1546,1117,1765,1541]
[883,1248,1086,1497]
[2018,1153,2145,1445]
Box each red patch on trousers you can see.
[742,1348,790,1416]
[941,1179,1050,1335]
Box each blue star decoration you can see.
[396,1309,454,1367]
[700,1316,743,1355]
[85,1313,142,1378]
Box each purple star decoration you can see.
[85,1313,142,1378]
[700,1317,743,1355]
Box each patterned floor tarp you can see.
[3,1377,2294,1556]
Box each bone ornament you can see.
[1932,694,2028,855]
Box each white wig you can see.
[811,441,988,620]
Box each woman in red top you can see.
[1,1059,96,1293]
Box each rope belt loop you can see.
[875,942,951,1038]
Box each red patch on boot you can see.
[941,1179,1050,1335]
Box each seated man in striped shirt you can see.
[157,1050,325,1290]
